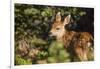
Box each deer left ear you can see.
[56,12,61,22]
[63,15,71,25]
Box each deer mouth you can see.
[48,32,57,40]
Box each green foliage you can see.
[14,4,94,65]
[37,51,48,60]
[15,55,32,65]
[30,36,47,45]
[87,47,94,61]
[47,41,70,63]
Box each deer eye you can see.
[56,28,60,30]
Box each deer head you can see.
[49,12,71,40]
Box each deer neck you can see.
[56,30,75,43]
[56,30,66,42]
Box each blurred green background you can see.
[14,4,94,65]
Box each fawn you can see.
[49,12,93,61]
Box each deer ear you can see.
[56,12,61,22]
[63,15,71,25]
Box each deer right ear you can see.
[56,12,61,22]
[63,15,71,25]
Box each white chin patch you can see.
[87,42,91,47]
